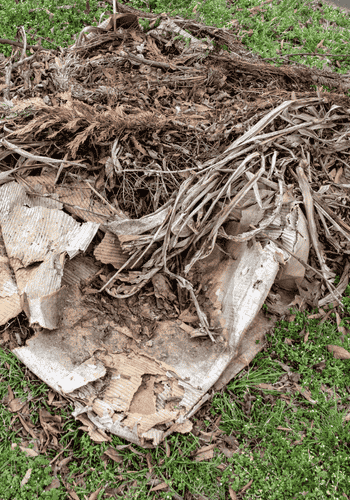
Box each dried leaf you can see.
[294,383,317,404]
[19,446,39,457]
[199,429,219,442]
[67,486,81,500]
[47,390,56,405]
[194,444,216,461]
[313,360,326,372]
[320,384,340,400]
[58,456,73,468]
[88,483,104,500]
[18,415,38,440]
[103,447,123,463]
[255,383,282,391]
[150,482,168,492]
[8,398,27,412]
[292,434,305,445]
[152,273,176,301]
[228,486,237,500]
[146,452,153,471]
[178,308,198,323]
[45,477,61,491]
[327,345,350,359]
[195,449,214,461]
[219,445,234,458]
[222,435,240,450]
[7,385,14,402]
[20,468,32,487]
[165,440,170,457]
[289,372,301,384]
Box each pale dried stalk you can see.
[296,156,342,305]
[0,138,89,169]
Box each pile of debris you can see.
[0,1,350,447]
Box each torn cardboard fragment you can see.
[0,181,99,329]
[0,168,311,447]
[0,166,309,446]
[11,235,280,446]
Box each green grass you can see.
[1,0,350,498]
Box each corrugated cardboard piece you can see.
[0,171,310,446]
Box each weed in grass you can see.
[0,0,107,58]
[0,447,61,500]
[212,373,350,498]
[0,351,64,498]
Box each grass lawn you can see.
[1,1,350,499]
